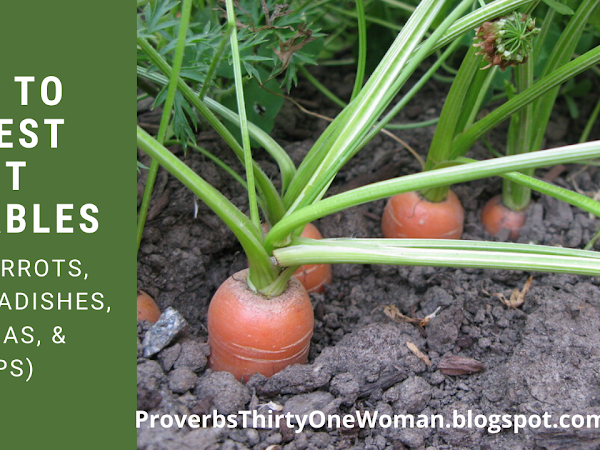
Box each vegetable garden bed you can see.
[137,64,600,449]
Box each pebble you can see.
[143,307,187,357]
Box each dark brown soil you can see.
[137,64,600,449]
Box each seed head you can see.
[473,12,540,70]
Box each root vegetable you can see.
[137,290,161,323]
[481,195,526,240]
[207,269,314,382]
[293,223,332,293]
[381,190,464,239]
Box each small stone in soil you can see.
[143,307,187,357]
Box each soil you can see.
[137,62,600,450]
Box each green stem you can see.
[139,65,297,195]
[163,139,252,199]
[137,126,279,291]
[385,118,440,130]
[137,0,192,253]
[137,160,159,250]
[502,170,600,217]
[351,0,367,100]
[379,0,415,13]
[454,157,600,218]
[325,4,404,31]
[580,92,600,143]
[225,0,260,233]
[532,5,555,61]
[422,44,491,202]
[451,46,600,159]
[585,225,600,250]
[265,141,600,251]
[358,37,463,155]
[202,96,296,196]
[292,236,600,259]
[503,57,534,211]
[529,0,599,154]
[284,0,473,214]
[137,40,286,224]
[260,266,300,297]
[273,241,600,276]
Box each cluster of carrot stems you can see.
[137,0,600,296]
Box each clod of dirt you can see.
[137,386,162,411]
[195,371,250,415]
[247,363,332,396]
[168,367,197,394]
[426,305,464,353]
[329,372,360,405]
[384,376,432,414]
[283,391,340,423]
[250,322,429,403]
[315,323,428,390]
[158,342,181,371]
[137,422,224,450]
[173,340,209,372]
[137,360,166,392]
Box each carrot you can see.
[481,195,527,240]
[262,222,332,294]
[137,290,161,323]
[381,190,464,239]
[293,223,332,293]
[207,269,314,381]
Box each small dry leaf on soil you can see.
[406,341,432,367]
[486,275,533,308]
[373,304,442,327]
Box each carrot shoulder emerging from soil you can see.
[381,190,464,239]
[293,222,332,294]
[481,195,527,241]
[207,269,314,382]
[137,290,161,323]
